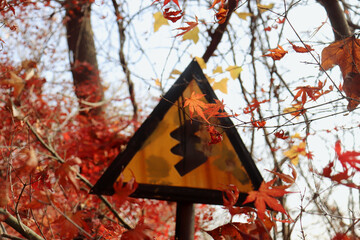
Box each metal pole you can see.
[175,201,194,240]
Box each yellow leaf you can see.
[291,133,302,139]
[206,74,215,84]
[225,65,242,79]
[155,78,161,86]
[283,142,306,165]
[182,26,199,44]
[236,12,253,20]
[153,11,169,32]
[257,3,274,13]
[169,69,182,79]
[212,77,229,94]
[195,57,206,69]
[212,66,223,74]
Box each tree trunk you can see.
[65,2,104,117]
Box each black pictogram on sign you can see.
[170,120,207,176]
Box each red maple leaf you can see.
[162,8,183,22]
[243,178,290,220]
[335,140,360,171]
[293,83,323,105]
[274,130,289,140]
[207,125,223,145]
[184,92,209,123]
[175,16,198,37]
[152,0,181,9]
[287,39,314,53]
[113,174,138,205]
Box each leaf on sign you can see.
[226,65,242,79]
[243,178,291,221]
[236,12,253,20]
[182,26,199,44]
[321,37,360,110]
[257,3,274,13]
[153,11,169,32]
[263,45,288,60]
[212,77,228,94]
[113,173,138,205]
[184,92,209,123]
[287,39,314,53]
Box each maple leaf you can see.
[244,98,269,114]
[251,117,266,129]
[283,141,307,165]
[209,0,225,9]
[287,39,314,53]
[207,125,223,145]
[236,12,253,20]
[153,11,169,32]
[121,219,152,240]
[293,84,322,105]
[182,26,199,44]
[243,178,291,221]
[263,45,288,60]
[113,174,138,205]
[152,0,180,9]
[212,77,228,94]
[321,37,360,110]
[274,130,289,140]
[225,65,242,79]
[56,157,82,191]
[335,140,360,172]
[0,71,25,98]
[184,92,209,123]
[175,16,198,37]
[215,7,228,24]
[283,102,306,117]
[162,8,183,23]
[267,165,297,189]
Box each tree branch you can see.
[112,0,138,121]
[202,0,238,63]
[0,209,44,240]
[24,118,132,230]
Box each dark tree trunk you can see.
[65,2,104,117]
[317,0,352,40]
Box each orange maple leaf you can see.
[209,0,225,9]
[184,92,209,123]
[263,45,288,60]
[321,37,360,110]
[215,7,228,24]
[243,178,290,220]
[113,174,138,205]
[287,39,314,53]
[175,16,198,37]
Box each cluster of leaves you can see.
[206,165,296,239]
[0,62,181,239]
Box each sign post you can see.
[175,202,194,240]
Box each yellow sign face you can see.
[121,79,254,193]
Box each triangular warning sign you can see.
[91,59,263,205]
